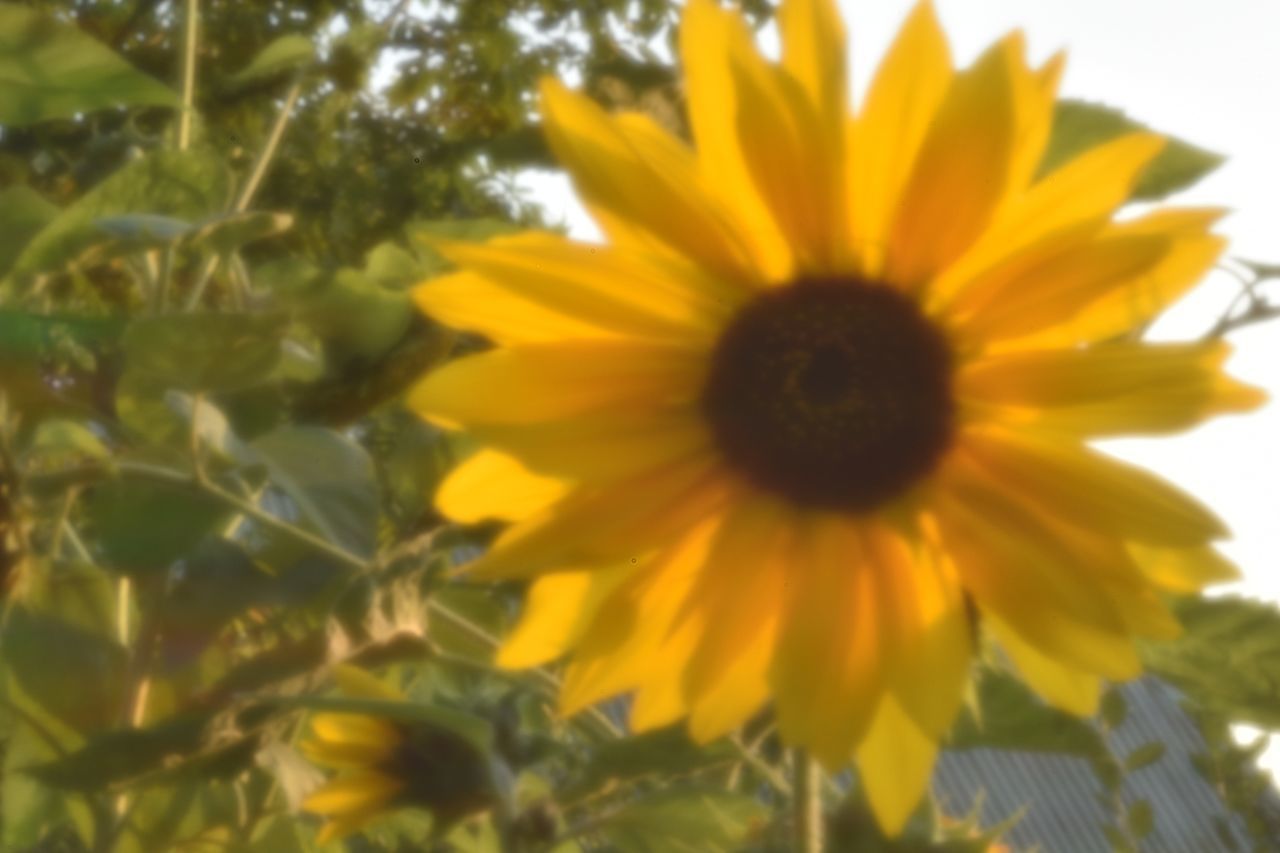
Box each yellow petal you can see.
[469,409,712,484]
[871,523,972,739]
[463,456,736,581]
[677,495,792,710]
[413,271,610,344]
[679,0,791,281]
[1012,209,1227,347]
[1128,543,1242,593]
[309,714,402,751]
[559,516,722,713]
[855,693,938,835]
[885,34,1016,286]
[987,615,1102,716]
[435,448,569,524]
[302,770,404,817]
[779,0,847,127]
[955,233,1171,342]
[932,133,1165,308]
[1007,48,1066,196]
[424,232,741,343]
[724,19,842,273]
[960,428,1227,546]
[772,515,883,767]
[958,341,1266,436]
[407,340,707,429]
[539,78,760,282]
[932,466,1141,679]
[687,619,774,743]
[496,564,634,668]
[300,736,398,771]
[850,0,951,277]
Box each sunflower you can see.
[300,666,491,843]
[408,0,1263,832]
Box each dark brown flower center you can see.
[700,278,954,511]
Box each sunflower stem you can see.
[792,749,824,853]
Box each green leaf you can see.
[185,210,294,254]
[1124,741,1167,772]
[226,34,315,89]
[590,788,766,853]
[1039,100,1223,201]
[122,312,287,392]
[0,3,179,127]
[1140,596,1280,728]
[948,669,1110,760]
[1,722,89,850]
[1127,799,1155,839]
[0,185,58,276]
[2,607,128,733]
[94,213,192,248]
[10,147,230,280]
[1101,688,1128,731]
[23,714,210,791]
[82,477,232,575]
[25,418,110,467]
[566,725,738,801]
[248,426,378,559]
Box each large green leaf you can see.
[564,725,738,801]
[0,3,179,127]
[590,788,766,853]
[23,713,210,791]
[1141,596,1280,729]
[947,669,1109,760]
[10,147,229,280]
[0,185,58,276]
[248,426,379,559]
[225,33,315,89]
[122,312,287,392]
[1039,100,1224,201]
[1,607,128,733]
[81,477,233,575]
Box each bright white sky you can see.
[517,0,1280,775]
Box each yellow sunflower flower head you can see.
[300,665,492,843]
[409,0,1265,834]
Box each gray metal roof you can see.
[933,678,1280,852]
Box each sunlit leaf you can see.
[0,3,179,126]
[1039,100,1224,201]
[947,669,1110,760]
[122,313,287,392]
[226,33,315,89]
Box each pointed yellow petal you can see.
[407,340,706,429]
[988,615,1102,716]
[309,714,402,751]
[496,564,634,669]
[932,133,1165,307]
[1129,544,1242,593]
[539,78,760,282]
[469,409,712,484]
[1007,49,1066,196]
[435,449,569,524]
[961,428,1227,546]
[425,231,742,342]
[870,523,972,739]
[559,516,721,713]
[679,0,791,281]
[413,271,611,344]
[772,516,883,767]
[779,0,847,125]
[687,619,774,743]
[855,693,938,835]
[885,35,1016,285]
[955,233,1171,341]
[300,736,398,770]
[850,0,951,276]
[958,342,1266,436]
[462,455,736,580]
[678,495,792,704]
[302,770,404,817]
[932,466,1141,679]
[724,21,843,272]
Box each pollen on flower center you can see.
[701,278,955,510]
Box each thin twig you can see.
[234,80,303,213]
[177,0,199,151]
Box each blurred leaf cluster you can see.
[0,1,1277,851]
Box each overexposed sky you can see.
[519,0,1280,773]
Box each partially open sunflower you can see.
[409,0,1264,832]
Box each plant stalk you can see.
[793,748,824,853]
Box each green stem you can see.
[792,748,824,853]
[177,0,199,151]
